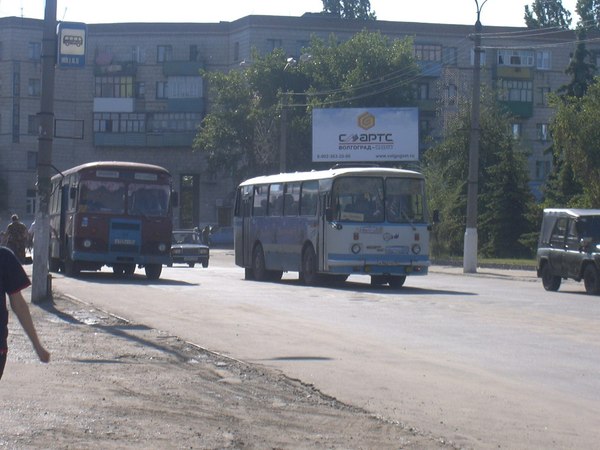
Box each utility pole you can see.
[464,0,486,274]
[32,0,57,302]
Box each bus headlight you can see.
[412,244,421,255]
[158,243,167,252]
[351,243,361,254]
[83,239,92,248]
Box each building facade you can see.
[0,14,591,227]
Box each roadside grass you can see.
[433,256,537,270]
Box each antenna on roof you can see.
[62,7,68,21]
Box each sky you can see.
[0,0,580,28]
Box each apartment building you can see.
[0,14,587,227]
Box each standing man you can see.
[1,246,50,380]
[5,215,29,263]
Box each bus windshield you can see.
[79,180,125,214]
[332,176,426,224]
[79,180,170,217]
[128,183,170,217]
[385,177,426,223]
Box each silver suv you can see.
[537,208,600,294]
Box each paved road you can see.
[50,251,600,449]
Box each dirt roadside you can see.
[1,289,453,449]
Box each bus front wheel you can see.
[145,264,162,280]
[301,246,321,286]
[388,275,406,289]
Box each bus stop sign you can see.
[57,22,87,67]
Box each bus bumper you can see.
[72,251,171,267]
[326,255,430,276]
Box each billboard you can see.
[312,107,419,163]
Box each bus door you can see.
[58,183,71,260]
[235,186,254,267]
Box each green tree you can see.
[542,29,594,206]
[558,29,596,98]
[194,31,418,182]
[321,0,376,19]
[524,0,572,28]
[550,81,600,206]
[424,90,537,258]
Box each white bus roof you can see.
[239,167,423,187]
[543,208,600,217]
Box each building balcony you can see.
[163,61,204,76]
[94,131,196,147]
[501,101,533,118]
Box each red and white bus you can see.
[49,161,177,280]
[234,166,434,287]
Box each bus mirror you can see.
[432,209,440,224]
[171,191,179,208]
[69,186,77,199]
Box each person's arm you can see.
[8,291,50,363]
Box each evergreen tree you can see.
[424,90,537,258]
[525,0,572,28]
[576,0,600,27]
[558,29,596,97]
[321,0,376,19]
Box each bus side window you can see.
[268,184,283,217]
[300,180,318,216]
[284,182,300,216]
[253,185,267,217]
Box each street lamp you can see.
[464,0,487,273]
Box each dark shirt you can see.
[0,247,31,350]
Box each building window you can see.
[94,76,134,98]
[189,44,198,62]
[511,123,522,139]
[136,82,145,99]
[131,45,143,63]
[447,84,457,105]
[167,76,202,98]
[414,44,442,62]
[27,115,39,135]
[536,160,551,180]
[498,49,534,67]
[537,86,551,106]
[93,113,146,133]
[266,39,282,51]
[536,50,551,70]
[498,79,533,102]
[537,123,549,141]
[233,42,240,62]
[27,152,38,170]
[156,81,168,99]
[416,82,429,100]
[28,78,41,96]
[26,189,37,215]
[443,47,457,65]
[157,45,172,62]
[28,42,41,60]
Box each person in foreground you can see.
[0,246,50,380]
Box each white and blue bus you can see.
[233,166,435,287]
